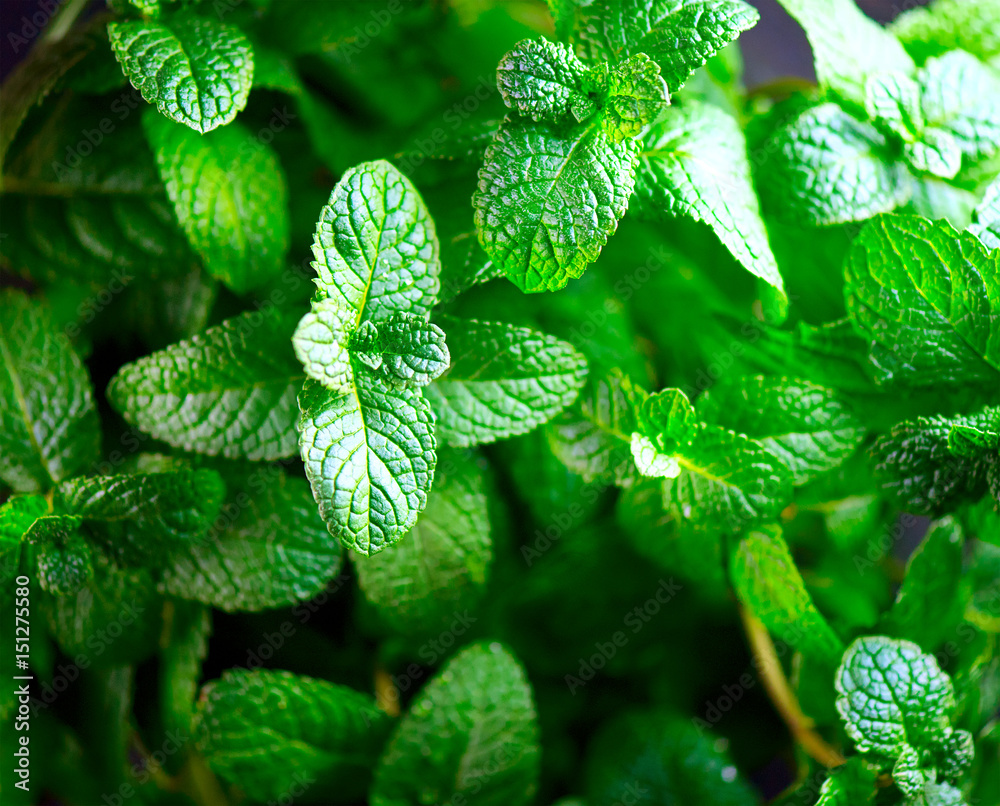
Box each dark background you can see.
[0,0,932,86]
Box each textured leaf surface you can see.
[196,668,391,803]
[891,0,1000,64]
[844,214,1000,387]
[815,759,877,806]
[835,636,956,758]
[60,469,225,547]
[28,516,93,596]
[699,375,864,485]
[355,449,491,636]
[143,113,289,294]
[0,290,100,492]
[603,53,669,142]
[108,16,254,132]
[376,315,451,389]
[775,0,914,104]
[371,642,540,806]
[292,298,354,394]
[731,525,845,665]
[636,101,783,293]
[762,103,909,226]
[496,38,590,122]
[161,467,343,611]
[424,317,588,447]
[662,424,794,533]
[474,116,636,293]
[970,175,1000,251]
[881,517,966,652]
[310,160,441,324]
[585,712,759,806]
[107,308,302,461]
[297,374,436,556]
[575,0,759,91]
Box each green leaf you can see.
[906,781,969,806]
[575,0,759,92]
[474,116,636,293]
[774,0,914,105]
[424,317,588,447]
[195,668,392,803]
[0,495,47,577]
[816,759,877,806]
[310,159,441,325]
[891,0,1000,65]
[60,470,223,538]
[355,449,491,636]
[663,424,794,533]
[635,101,784,294]
[761,103,910,226]
[835,635,957,759]
[292,298,354,395]
[0,290,101,492]
[918,50,1000,166]
[371,642,540,806]
[375,314,450,389]
[107,15,254,133]
[969,175,1000,250]
[603,53,670,142]
[881,517,967,652]
[585,711,759,806]
[26,516,93,596]
[731,525,845,665]
[948,406,1000,458]
[107,308,303,461]
[871,412,991,516]
[160,465,344,612]
[496,38,590,123]
[42,552,160,666]
[297,373,436,556]
[698,375,865,485]
[143,112,289,294]
[844,213,1000,387]
[865,72,924,143]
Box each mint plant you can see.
[1,1,998,805]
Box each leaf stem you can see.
[738,605,845,769]
[41,0,91,43]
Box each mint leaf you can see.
[371,642,540,806]
[0,290,100,492]
[107,308,303,461]
[774,0,914,105]
[107,15,254,132]
[355,449,491,636]
[496,38,590,123]
[907,781,969,806]
[474,116,636,293]
[195,668,392,803]
[161,465,343,611]
[297,374,436,556]
[292,298,354,395]
[376,314,450,389]
[816,759,877,806]
[586,712,759,806]
[143,112,290,294]
[424,317,588,447]
[844,213,1000,387]
[635,101,784,294]
[880,517,967,651]
[698,375,865,485]
[311,160,441,325]
[969,175,1000,250]
[948,406,1000,458]
[891,0,1000,64]
[865,72,924,143]
[60,469,224,544]
[603,53,669,142]
[731,524,845,665]
[918,50,1000,165]
[575,0,759,91]
[762,103,910,226]
[663,424,794,533]
[26,516,93,596]
[0,495,47,582]
[42,552,160,666]
[871,412,992,516]
[835,635,957,759]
